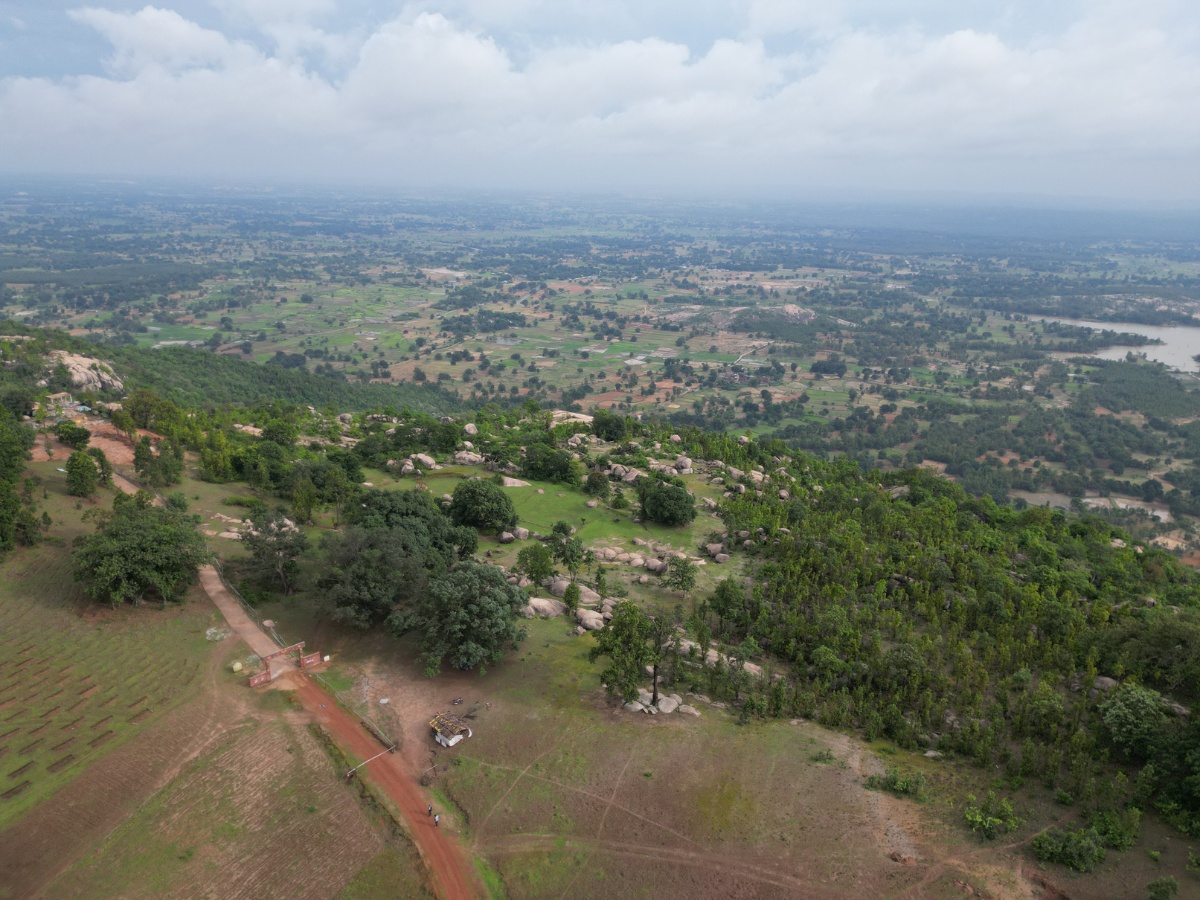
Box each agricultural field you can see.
[47,694,428,900]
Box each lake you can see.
[1035,316,1200,372]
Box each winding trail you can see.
[197,574,484,899]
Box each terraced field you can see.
[0,539,214,828]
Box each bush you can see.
[964,792,1022,840]
[54,420,91,450]
[1147,876,1178,900]
[1031,826,1107,873]
[1091,807,1141,850]
[865,767,926,799]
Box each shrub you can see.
[1031,826,1107,873]
[964,792,1022,840]
[865,767,926,799]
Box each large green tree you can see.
[72,493,208,606]
[389,560,528,676]
[448,479,518,533]
[636,472,696,527]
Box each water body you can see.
[1036,316,1200,372]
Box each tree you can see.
[65,450,98,498]
[241,508,309,595]
[110,408,137,445]
[589,601,653,704]
[591,408,628,442]
[555,535,585,580]
[584,470,611,499]
[388,560,528,676]
[291,476,319,524]
[563,581,581,613]
[72,494,208,606]
[318,527,433,629]
[133,436,154,473]
[664,557,697,598]
[1101,683,1169,760]
[515,542,556,585]
[636,472,696,527]
[87,446,113,486]
[0,411,34,554]
[448,479,517,532]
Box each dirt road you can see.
[197,567,482,899]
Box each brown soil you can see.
[0,635,245,897]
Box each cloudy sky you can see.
[1,1,1198,204]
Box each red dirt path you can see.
[197,567,482,899]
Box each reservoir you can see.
[1035,316,1200,373]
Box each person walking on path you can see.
[434,814,440,828]
[427,805,433,816]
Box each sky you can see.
[1,1,1199,205]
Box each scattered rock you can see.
[454,450,484,465]
[464,422,478,435]
[46,350,124,393]
[923,750,944,759]
[586,499,599,508]
[656,696,679,714]
[623,701,646,713]
[669,434,682,444]
[713,553,731,564]
[498,531,515,544]
[678,705,701,717]
[1093,676,1119,691]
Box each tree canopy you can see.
[448,479,518,533]
[389,560,528,676]
[72,493,208,606]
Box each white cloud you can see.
[0,2,1198,200]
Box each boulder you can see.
[548,578,570,597]
[701,497,718,510]
[576,609,605,630]
[678,705,701,717]
[637,689,654,706]
[527,597,568,618]
[656,696,679,714]
[464,422,478,435]
[629,555,644,568]
[513,527,530,541]
[411,453,437,469]
[586,499,599,508]
[644,558,667,575]
[669,434,682,444]
[675,457,692,470]
[46,350,124,393]
[498,531,515,544]
[706,543,726,558]
[454,451,484,465]
[1094,676,1119,691]
[778,490,790,500]
[461,440,474,449]
[713,553,731,564]
[578,585,602,605]
[638,575,649,584]
[623,701,646,713]
[338,413,353,425]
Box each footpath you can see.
[197,565,483,899]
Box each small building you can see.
[430,712,472,748]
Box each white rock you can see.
[498,531,515,544]
[527,597,568,618]
[464,422,478,435]
[678,705,701,717]
[513,527,530,541]
[623,701,646,713]
[656,697,679,713]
